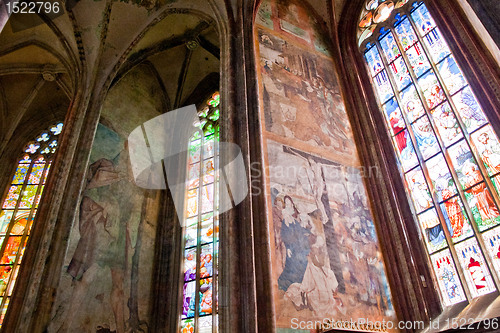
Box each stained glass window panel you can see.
[182,281,197,319]
[405,43,431,77]
[430,102,463,147]
[418,71,445,109]
[3,187,21,209]
[189,140,201,164]
[188,163,200,189]
[452,87,488,133]
[11,165,28,185]
[379,32,401,62]
[365,46,384,76]
[465,182,500,232]
[187,189,199,218]
[199,316,215,333]
[470,125,500,177]
[382,98,405,135]
[28,164,45,184]
[199,277,213,315]
[410,3,436,36]
[437,56,467,95]
[447,140,481,189]
[430,249,466,305]
[411,115,440,160]
[0,212,13,235]
[481,226,500,276]
[392,130,419,171]
[455,238,496,297]
[184,247,198,282]
[418,208,447,253]
[439,195,472,243]
[18,185,38,209]
[203,158,215,184]
[426,154,457,199]
[422,28,451,64]
[201,185,214,214]
[181,319,195,333]
[373,70,394,103]
[405,167,432,213]
[394,17,418,50]
[400,84,425,122]
[389,57,412,91]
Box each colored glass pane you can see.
[0,267,12,298]
[426,154,457,199]
[188,163,200,189]
[400,84,425,122]
[3,186,21,209]
[392,130,418,171]
[189,140,201,164]
[181,319,194,333]
[184,247,198,282]
[410,3,436,36]
[182,281,197,318]
[455,238,496,297]
[187,189,199,218]
[0,212,13,235]
[437,56,467,95]
[422,28,450,64]
[25,143,39,154]
[50,123,63,135]
[184,218,198,249]
[199,316,214,333]
[452,87,488,133]
[37,133,49,142]
[394,17,418,50]
[382,98,405,135]
[200,244,214,278]
[0,237,22,265]
[405,42,431,77]
[430,249,466,305]
[379,32,401,63]
[203,158,215,184]
[11,165,28,185]
[405,167,432,213]
[430,102,463,147]
[481,226,500,276]
[439,195,472,243]
[204,138,215,159]
[471,125,500,176]
[6,266,18,296]
[28,163,45,184]
[201,184,214,214]
[388,57,412,91]
[373,70,394,103]
[464,182,500,231]
[418,71,445,109]
[447,140,481,189]
[18,185,38,209]
[411,115,440,160]
[200,216,217,245]
[417,208,447,253]
[364,46,384,76]
[199,277,213,315]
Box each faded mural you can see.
[48,66,161,333]
[255,0,394,327]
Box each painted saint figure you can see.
[465,165,499,222]
[442,189,464,237]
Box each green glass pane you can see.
[19,185,38,209]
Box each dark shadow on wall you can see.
[467,0,500,49]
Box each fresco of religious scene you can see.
[267,140,394,325]
[257,28,355,157]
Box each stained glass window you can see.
[180,93,219,333]
[0,122,63,325]
[360,0,500,306]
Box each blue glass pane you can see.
[411,3,436,36]
[382,98,405,135]
[430,102,463,147]
[379,32,401,63]
[405,42,431,77]
[437,55,467,95]
[364,46,384,77]
[393,129,419,171]
[394,18,418,51]
[422,28,451,64]
[452,86,488,133]
[418,70,445,109]
[388,57,412,91]
[411,115,440,160]
[373,70,394,103]
[400,84,425,123]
